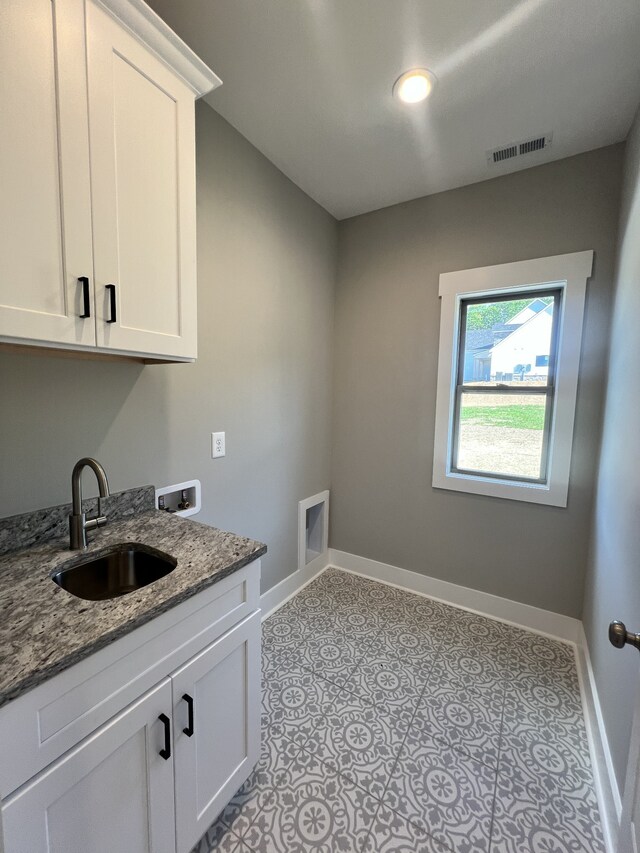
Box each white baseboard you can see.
[329,549,581,644]
[259,552,330,620]
[575,623,621,853]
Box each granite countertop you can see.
[0,505,266,709]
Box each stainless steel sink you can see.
[52,544,177,601]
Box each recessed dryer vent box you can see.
[155,480,201,518]
[298,490,329,571]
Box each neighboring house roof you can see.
[490,323,520,345]
[465,329,494,352]
[507,298,549,326]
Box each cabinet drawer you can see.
[0,560,260,798]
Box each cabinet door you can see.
[0,0,95,346]
[172,613,261,853]
[1,679,176,853]
[86,0,198,359]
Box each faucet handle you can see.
[88,496,108,528]
[84,513,107,533]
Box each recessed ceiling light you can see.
[393,68,436,104]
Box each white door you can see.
[172,613,261,853]
[0,0,95,347]
[616,647,640,852]
[1,679,176,853]
[86,0,198,359]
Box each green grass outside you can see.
[461,404,545,430]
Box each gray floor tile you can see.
[192,570,604,853]
[266,607,337,642]
[304,681,408,799]
[261,610,305,647]
[313,567,361,589]
[346,642,430,717]
[217,735,301,840]
[507,631,578,680]
[491,766,605,852]
[244,751,378,852]
[390,591,454,626]
[261,612,307,674]
[435,644,509,690]
[189,817,228,852]
[362,802,451,852]
[333,605,388,639]
[385,729,496,852]
[191,822,251,852]
[498,722,596,801]
[261,665,334,749]
[357,580,406,607]
[375,621,442,669]
[503,671,584,729]
[414,667,504,768]
[447,610,514,648]
[502,689,589,759]
[295,630,372,685]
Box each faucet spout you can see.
[69,458,110,550]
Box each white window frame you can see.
[432,250,593,507]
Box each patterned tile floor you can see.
[191,569,605,853]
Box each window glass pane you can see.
[462,294,555,388]
[455,392,548,480]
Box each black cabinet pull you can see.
[158,713,171,760]
[106,284,117,323]
[78,277,91,319]
[182,694,195,737]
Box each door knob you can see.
[609,620,640,652]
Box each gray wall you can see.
[582,108,640,792]
[331,145,623,617]
[0,102,337,593]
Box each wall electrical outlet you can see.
[211,431,225,458]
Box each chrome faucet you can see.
[69,458,110,550]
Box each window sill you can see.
[432,469,567,507]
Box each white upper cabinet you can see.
[87,0,198,359]
[0,0,220,362]
[0,0,95,347]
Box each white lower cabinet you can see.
[0,563,261,853]
[2,678,176,853]
[173,613,261,852]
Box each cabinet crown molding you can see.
[97,0,222,96]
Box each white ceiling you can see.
[147,0,640,220]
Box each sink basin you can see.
[52,544,177,601]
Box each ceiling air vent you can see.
[487,133,553,166]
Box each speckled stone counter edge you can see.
[0,492,267,708]
[0,544,264,708]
